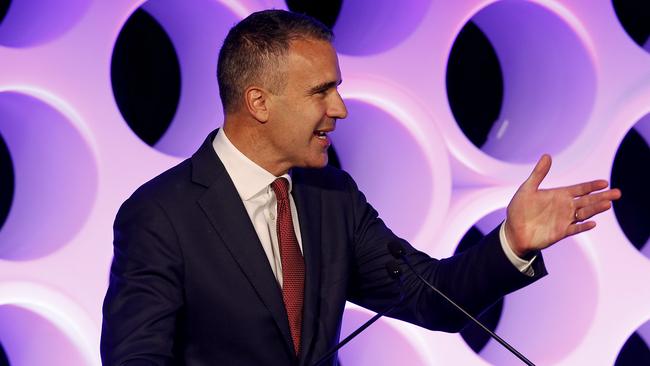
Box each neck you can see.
[223,116,290,176]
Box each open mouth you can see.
[314,130,328,139]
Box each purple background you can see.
[0,0,648,365]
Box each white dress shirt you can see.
[213,129,303,287]
[213,129,535,284]
[500,221,536,276]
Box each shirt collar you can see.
[212,128,292,201]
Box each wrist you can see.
[504,221,530,258]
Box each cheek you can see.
[291,120,317,141]
[278,106,325,146]
[278,125,310,150]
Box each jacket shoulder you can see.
[121,158,196,211]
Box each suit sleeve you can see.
[101,193,185,365]
[342,172,547,332]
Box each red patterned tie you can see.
[271,178,305,355]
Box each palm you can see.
[505,155,621,257]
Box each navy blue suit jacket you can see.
[101,130,546,365]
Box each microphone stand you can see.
[388,241,535,366]
[312,262,405,366]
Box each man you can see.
[101,9,621,366]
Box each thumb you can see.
[524,154,552,190]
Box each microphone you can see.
[387,241,536,366]
[312,261,405,366]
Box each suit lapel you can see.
[191,131,295,356]
[292,170,323,365]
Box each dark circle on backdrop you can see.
[615,332,650,365]
[111,8,181,147]
[612,0,650,51]
[611,128,650,250]
[0,132,13,232]
[285,0,342,29]
[327,144,341,169]
[0,340,8,366]
[0,0,10,26]
[455,226,504,354]
[446,21,504,148]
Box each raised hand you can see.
[504,154,622,257]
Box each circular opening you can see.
[0,340,7,366]
[0,0,91,47]
[0,305,88,365]
[0,1,10,26]
[446,1,597,163]
[447,21,504,150]
[331,99,434,241]
[0,91,98,260]
[112,0,241,157]
[327,144,341,170]
[0,132,14,232]
[0,283,99,365]
[612,0,650,53]
[332,0,431,56]
[615,319,650,365]
[611,114,650,254]
[111,8,181,149]
[466,213,598,365]
[285,0,342,29]
[339,306,430,365]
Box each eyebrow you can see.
[308,79,342,95]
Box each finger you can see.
[575,201,612,222]
[566,180,609,197]
[566,221,597,236]
[574,188,622,208]
[524,154,552,190]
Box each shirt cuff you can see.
[499,221,536,277]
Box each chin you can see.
[301,155,328,169]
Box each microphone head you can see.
[385,261,402,279]
[387,241,405,259]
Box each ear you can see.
[244,86,270,123]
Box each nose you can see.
[327,90,348,119]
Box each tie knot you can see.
[271,178,290,201]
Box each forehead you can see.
[284,38,341,86]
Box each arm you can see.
[344,154,620,333]
[101,193,184,366]
[342,173,545,333]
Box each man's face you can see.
[264,38,348,171]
